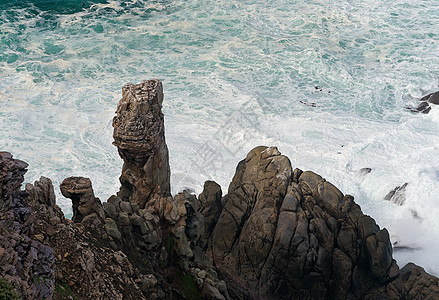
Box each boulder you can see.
[197,180,223,242]
[407,91,439,114]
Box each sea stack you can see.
[1,81,439,299]
[112,79,171,208]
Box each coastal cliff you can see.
[1,80,438,299]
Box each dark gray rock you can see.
[407,91,439,114]
[358,167,372,175]
[0,152,55,300]
[384,182,408,206]
[208,146,413,299]
[420,91,439,104]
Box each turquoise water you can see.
[1,0,439,274]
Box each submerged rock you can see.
[358,167,372,176]
[420,91,439,104]
[384,182,408,206]
[407,91,439,114]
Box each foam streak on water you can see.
[1,0,439,274]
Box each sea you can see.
[1,0,439,276]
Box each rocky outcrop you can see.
[407,91,439,114]
[0,152,55,300]
[1,80,439,300]
[60,176,104,224]
[384,182,408,206]
[208,146,399,299]
[25,176,148,299]
[369,262,439,298]
[113,79,171,208]
[207,146,439,299]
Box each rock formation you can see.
[60,176,104,223]
[384,182,408,206]
[1,80,439,299]
[22,172,149,299]
[113,79,171,208]
[407,90,439,114]
[0,153,55,299]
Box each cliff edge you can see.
[1,80,438,299]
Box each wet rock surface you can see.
[1,80,439,299]
[407,91,439,114]
[384,182,408,206]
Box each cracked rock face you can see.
[209,146,401,299]
[112,79,171,208]
[0,153,55,300]
[113,80,165,160]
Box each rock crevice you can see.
[1,80,438,299]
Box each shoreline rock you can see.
[407,91,439,114]
[1,80,439,299]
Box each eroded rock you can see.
[60,176,104,223]
[112,79,171,208]
[0,153,55,300]
[2,80,439,300]
[209,146,404,299]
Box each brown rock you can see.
[197,181,223,242]
[60,177,104,223]
[112,79,171,208]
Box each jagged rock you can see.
[209,146,407,299]
[197,181,223,243]
[26,175,147,300]
[211,146,293,297]
[168,191,199,258]
[112,79,171,208]
[421,91,439,104]
[411,101,431,114]
[60,176,104,223]
[3,80,439,300]
[384,182,408,206]
[407,91,439,114]
[25,176,56,207]
[366,263,439,299]
[0,152,55,300]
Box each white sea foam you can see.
[0,0,439,275]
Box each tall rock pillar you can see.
[112,79,171,208]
